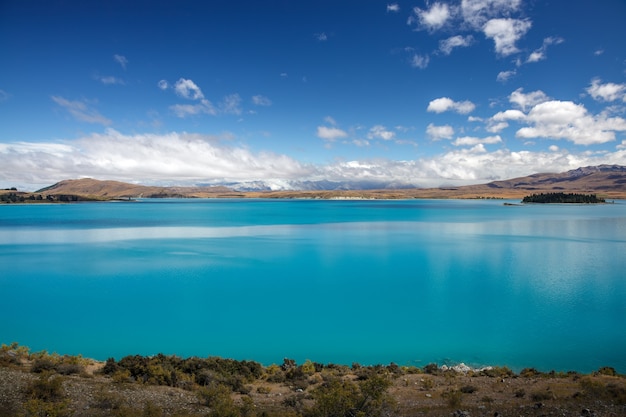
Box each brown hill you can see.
[36,178,240,199]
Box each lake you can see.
[1,198,625,373]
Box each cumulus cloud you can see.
[516,100,626,145]
[509,88,550,111]
[252,95,272,106]
[315,32,328,41]
[3,129,626,191]
[0,129,310,188]
[367,125,396,141]
[317,126,348,141]
[453,135,502,146]
[486,109,526,133]
[174,78,204,100]
[426,123,454,140]
[113,54,128,69]
[387,3,400,12]
[410,54,430,69]
[483,18,532,56]
[427,97,476,114]
[461,0,522,29]
[411,2,451,31]
[158,80,169,90]
[587,78,626,102]
[51,96,112,125]
[439,35,473,55]
[496,70,516,83]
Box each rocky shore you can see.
[1,344,625,417]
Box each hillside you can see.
[35,178,241,199]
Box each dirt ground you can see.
[2,360,625,417]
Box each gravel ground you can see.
[2,363,625,416]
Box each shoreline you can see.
[2,343,625,417]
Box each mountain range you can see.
[3,165,626,200]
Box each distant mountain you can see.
[36,178,237,199]
[484,164,626,192]
[25,165,626,200]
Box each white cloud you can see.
[0,89,11,102]
[516,100,626,145]
[158,80,169,90]
[317,126,348,141]
[3,129,626,191]
[549,145,559,152]
[426,123,454,140]
[410,54,430,69]
[427,97,476,114]
[51,96,112,125]
[387,3,399,12]
[509,88,550,111]
[367,125,396,141]
[315,32,328,41]
[461,0,522,29]
[170,99,216,118]
[587,78,626,102]
[496,70,516,82]
[252,95,272,106]
[526,36,564,63]
[486,109,526,133]
[174,78,204,100]
[492,109,526,121]
[483,18,532,56]
[439,35,473,55]
[0,129,309,188]
[113,54,128,70]
[453,135,502,146]
[412,2,451,31]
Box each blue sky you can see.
[1,0,626,190]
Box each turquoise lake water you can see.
[1,199,625,373]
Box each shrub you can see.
[443,390,462,408]
[460,385,478,394]
[514,388,526,398]
[197,383,240,417]
[480,366,514,378]
[21,398,70,417]
[596,366,618,377]
[31,358,57,373]
[92,388,124,410]
[423,363,439,375]
[24,373,65,402]
[56,363,83,375]
[520,368,543,378]
[530,390,553,401]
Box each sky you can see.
[1,0,626,191]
